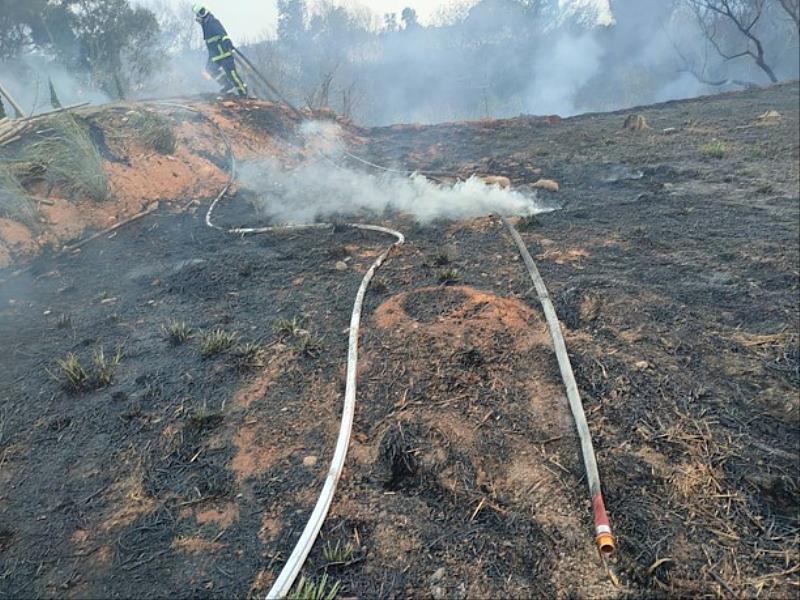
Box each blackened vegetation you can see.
[402,287,468,324]
[0,84,798,598]
[309,223,569,598]
[321,83,798,597]
[0,198,389,597]
[144,408,232,501]
[379,422,422,490]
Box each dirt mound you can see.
[0,99,318,267]
[375,285,550,352]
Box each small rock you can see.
[302,455,317,467]
[634,360,650,370]
[430,567,446,584]
[623,114,650,130]
[431,586,446,600]
[479,175,511,189]
[532,178,560,192]
[757,109,782,123]
[335,261,348,271]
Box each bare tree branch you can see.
[778,0,800,28]
[670,28,759,88]
[686,0,779,82]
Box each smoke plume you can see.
[237,121,549,225]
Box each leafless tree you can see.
[672,33,759,87]
[305,67,336,110]
[778,0,800,28]
[686,0,779,82]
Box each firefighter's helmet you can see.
[193,4,210,22]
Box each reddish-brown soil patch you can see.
[195,503,240,529]
[374,284,550,352]
[171,535,225,554]
[231,424,280,482]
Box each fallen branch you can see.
[0,80,26,118]
[26,102,91,123]
[61,203,160,254]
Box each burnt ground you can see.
[0,83,798,598]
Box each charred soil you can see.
[0,84,798,598]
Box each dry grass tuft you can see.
[162,320,192,345]
[92,346,122,388]
[10,114,107,201]
[288,573,340,600]
[55,353,89,391]
[200,329,238,357]
[0,164,37,225]
[129,110,176,155]
[700,140,728,159]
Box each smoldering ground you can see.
[238,122,549,224]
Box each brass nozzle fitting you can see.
[596,531,615,555]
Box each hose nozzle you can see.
[592,493,615,556]
[596,528,615,555]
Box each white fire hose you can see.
[155,102,612,599]
[155,102,403,598]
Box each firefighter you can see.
[193,5,247,97]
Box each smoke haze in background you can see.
[0,59,110,116]
[527,31,603,116]
[238,0,799,125]
[238,121,548,224]
[0,1,797,123]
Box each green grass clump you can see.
[288,574,340,600]
[323,539,354,564]
[54,346,122,392]
[92,346,122,388]
[700,140,728,159]
[129,110,176,155]
[11,114,107,201]
[162,320,192,345]
[274,316,306,340]
[438,268,461,285]
[56,353,89,391]
[200,329,238,357]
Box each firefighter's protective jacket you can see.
[202,14,234,64]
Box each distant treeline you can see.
[1,0,798,124]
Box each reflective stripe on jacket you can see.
[202,15,234,62]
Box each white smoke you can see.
[0,59,110,116]
[526,31,603,116]
[238,121,549,224]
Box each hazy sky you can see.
[144,1,462,40]
[141,1,611,40]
